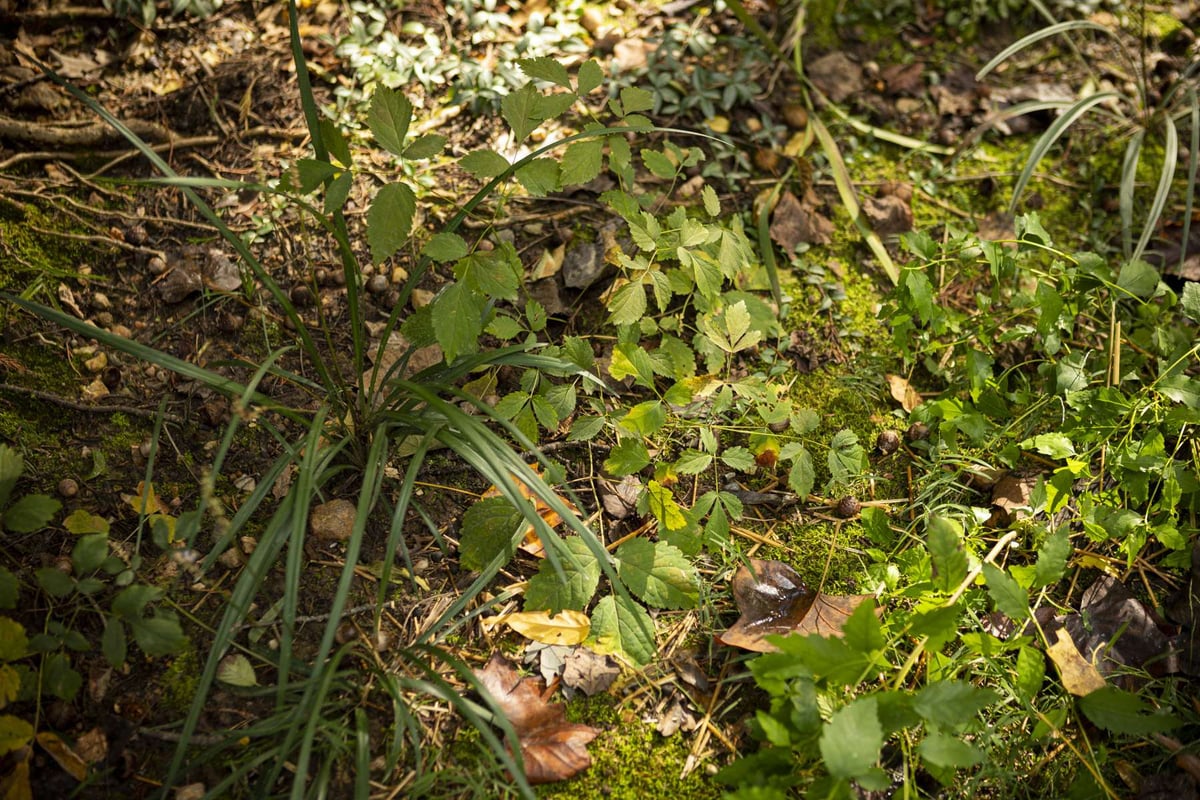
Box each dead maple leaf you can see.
[769,190,833,250]
[482,465,578,558]
[475,652,600,784]
[717,559,876,653]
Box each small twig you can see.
[0,382,184,424]
[135,727,227,746]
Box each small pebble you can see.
[366,274,389,294]
[57,478,79,498]
[147,255,167,275]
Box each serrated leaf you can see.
[3,494,59,533]
[129,614,186,657]
[820,696,882,779]
[568,415,606,442]
[460,149,511,179]
[102,618,126,667]
[502,83,541,143]
[403,133,446,160]
[604,438,649,477]
[323,170,353,214]
[0,713,34,757]
[368,88,413,156]
[721,446,756,472]
[701,184,720,216]
[459,496,525,571]
[1033,528,1071,588]
[674,450,712,475]
[615,539,698,609]
[619,87,654,115]
[982,563,1029,620]
[217,654,258,687]
[422,232,469,263]
[561,139,603,186]
[525,536,601,614]
[0,568,17,610]
[319,119,352,167]
[35,567,74,598]
[787,447,815,498]
[620,401,666,436]
[455,245,521,301]
[927,516,968,593]
[1182,282,1200,322]
[367,182,416,264]
[432,283,484,363]
[0,618,27,661]
[43,652,80,700]
[919,731,984,768]
[607,281,647,327]
[1078,686,1181,734]
[516,158,560,197]
[519,57,572,88]
[486,314,524,340]
[295,158,338,193]
[645,480,687,531]
[1014,645,1045,703]
[1020,432,1075,459]
[71,534,108,574]
[827,430,866,487]
[1116,259,1159,298]
[642,149,675,179]
[577,60,603,94]
[913,681,998,729]
[587,594,656,666]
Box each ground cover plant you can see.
[0,0,1198,798]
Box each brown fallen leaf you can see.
[717,559,876,653]
[35,731,88,781]
[769,190,833,250]
[475,652,600,785]
[990,473,1040,527]
[886,374,922,412]
[482,466,579,558]
[561,647,619,697]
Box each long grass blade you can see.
[1132,116,1178,264]
[1010,92,1120,212]
[1119,130,1146,259]
[809,115,900,284]
[1180,89,1199,276]
[976,21,1117,81]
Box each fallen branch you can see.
[0,113,172,147]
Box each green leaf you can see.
[43,652,81,700]
[0,445,21,510]
[35,567,75,599]
[587,594,656,666]
[423,232,469,263]
[455,244,521,302]
[560,139,603,186]
[1033,528,1071,588]
[0,713,33,757]
[927,516,968,593]
[319,119,352,167]
[1020,433,1076,459]
[819,696,882,779]
[787,447,815,498]
[459,149,511,179]
[1182,282,1200,322]
[524,536,601,614]
[1014,645,1045,703]
[841,601,884,654]
[519,57,571,88]
[112,584,161,618]
[607,282,647,327]
[914,681,999,729]
[568,415,606,442]
[502,83,541,142]
[1116,259,1159,298]
[827,430,866,487]
[615,539,698,609]
[919,731,985,769]
[129,614,186,657]
[721,446,756,472]
[0,618,27,661]
[71,533,108,575]
[3,494,59,533]
[908,604,961,649]
[1078,686,1181,734]
[367,182,416,264]
[619,87,654,115]
[403,133,446,160]
[982,563,1030,621]
[620,401,666,436]
[102,618,126,667]
[368,88,413,157]
[63,509,109,536]
[577,60,603,94]
[702,184,720,216]
[432,283,484,363]
[642,149,676,180]
[674,450,713,475]
[217,654,259,687]
[515,158,560,197]
[0,568,17,610]
[645,480,688,532]
[295,158,338,193]
[486,314,523,340]
[459,496,525,572]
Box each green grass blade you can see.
[1119,130,1146,259]
[1132,116,1178,264]
[809,115,900,284]
[1010,92,1120,212]
[976,21,1116,81]
[1179,90,1199,276]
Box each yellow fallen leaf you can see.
[531,244,566,281]
[502,610,590,646]
[886,374,921,412]
[1046,628,1107,696]
[705,116,730,133]
[36,731,88,781]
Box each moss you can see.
[539,694,722,800]
[159,645,202,715]
[0,198,105,298]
